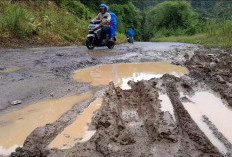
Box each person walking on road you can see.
[127,28,135,44]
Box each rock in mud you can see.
[10,100,22,105]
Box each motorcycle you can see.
[86,19,116,50]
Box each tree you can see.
[146,1,199,39]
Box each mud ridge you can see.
[203,115,232,155]
[184,53,232,106]
[161,74,222,156]
[13,75,224,157]
[11,87,106,157]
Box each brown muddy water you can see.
[2,68,20,73]
[48,98,102,149]
[88,52,119,57]
[159,94,176,121]
[73,62,189,89]
[1,62,232,155]
[0,92,92,156]
[182,91,232,154]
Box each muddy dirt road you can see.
[0,42,232,157]
[0,42,199,111]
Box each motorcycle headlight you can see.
[88,25,95,30]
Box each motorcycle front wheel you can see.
[86,37,95,50]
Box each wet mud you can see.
[184,53,232,106]
[12,75,228,157]
[48,98,102,149]
[0,43,232,156]
[0,92,92,156]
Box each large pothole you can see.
[0,92,92,156]
[2,61,232,157]
[73,62,189,89]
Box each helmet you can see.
[99,4,108,12]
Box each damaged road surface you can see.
[0,42,232,156]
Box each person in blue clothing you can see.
[127,28,135,44]
[107,6,117,41]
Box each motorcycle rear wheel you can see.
[107,39,115,49]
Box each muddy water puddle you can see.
[159,94,176,121]
[73,62,189,89]
[88,52,119,57]
[182,91,232,153]
[1,68,20,73]
[0,92,92,155]
[49,98,102,149]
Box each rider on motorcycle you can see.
[91,4,111,41]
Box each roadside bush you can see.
[0,0,132,47]
[1,2,34,38]
[109,2,142,40]
[147,1,199,39]
[0,1,90,46]
[33,2,88,44]
[116,32,127,44]
[60,0,90,19]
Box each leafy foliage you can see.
[109,2,142,40]
[60,0,90,19]
[146,1,199,39]
[0,2,34,38]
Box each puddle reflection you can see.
[73,62,189,89]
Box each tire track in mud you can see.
[162,75,222,156]
[4,45,232,157]
[11,87,107,157]
[12,75,226,156]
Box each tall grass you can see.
[153,18,232,49]
[0,1,127,47]
[0,2,34,38]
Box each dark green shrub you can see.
[109,2,142,40]
[2,2,34,37]
[61,0,89,19]
[147,1,199,39]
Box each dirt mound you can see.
[8,49,232,157]
[47,77,222,156]
[184,53,232,106]
[12,75,223,157]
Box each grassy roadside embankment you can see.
[146,1,232,50]
[152,33,232,50]
[0,1,127,48]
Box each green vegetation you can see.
[0,1,91,47]
[109,2,142,40]
[1,0,232,49]
[0,1,128,47]
[142,0,232,49]
[152,22,232,49]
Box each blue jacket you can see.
[128,29,135,37]
[108,11,117,38]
